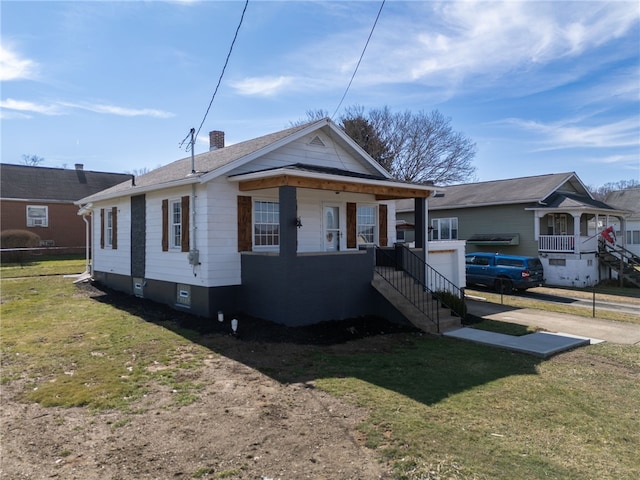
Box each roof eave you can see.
[228,167,435,198]
[75,176,200,206]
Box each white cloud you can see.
[1,98,174,118]
[59,102,174,118]
[0,98,62,115]
[230,76,294,97]
[504,115,640,150]
[294,1,639,95]
[0,45,38,81]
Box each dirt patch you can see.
[1,282,419,479]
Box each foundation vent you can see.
[176,284,191,307]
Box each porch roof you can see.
[228,163,436,199]
[525,193,627,215]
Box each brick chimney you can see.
[209,131,225,150]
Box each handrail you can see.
[598,239,640,287]
[374,245,466,332]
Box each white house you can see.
[605,187,640,257]
[76,118,466,329]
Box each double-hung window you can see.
[106,210,113,247]
[171,200,182,249]
[431,217,458,240]
[100,207,117,249]
[26,205,48,227]
[254,201,279,247]
[357,206,376,244]
[162,196,189,252]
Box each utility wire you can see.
[331,0,385,120]
[181,0,249,150]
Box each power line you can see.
[331,0,385,120]
[181,0,249,151]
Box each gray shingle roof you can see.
[0,164,132,202]
[427,172,582,209]
[77,121,324,202]
[543,192,615,210]
[604,188,640,215]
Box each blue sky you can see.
[2,0,639,188]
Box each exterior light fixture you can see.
[295,217,303,228]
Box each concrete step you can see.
[372,273,462,334]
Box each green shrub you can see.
[0,229,41,265]
[436,289,467,319]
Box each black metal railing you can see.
[374,244,466,331]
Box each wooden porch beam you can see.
[237,174,431,199]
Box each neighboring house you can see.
[76,119,465,328]
[396,172,628,288]
[604,187,640,257]
[1,164,132,252]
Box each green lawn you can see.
[2,261,639,479]
[1,255,86,278]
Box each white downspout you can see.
[65,204,92,282]
[83,212,92,276]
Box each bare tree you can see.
[294,106,477,185]
[342,107,476,185]
[341,108,393,172]
[590,179,640,201]
[21,154,45,166]
[290,109,330,127]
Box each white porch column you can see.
[573,213,581,254]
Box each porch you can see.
[241,249,382,326]
[538,234,599,254]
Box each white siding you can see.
[541,254,599,288]
[228,132,379,176]
[202,178,242,286]
[92,199,131,276]
[144,186,208,287]
[295,190,387,253]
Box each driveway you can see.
[466,299,640,345]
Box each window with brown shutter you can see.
[346,202,357,249]
[237,196,252,252]
[378,204,388,247]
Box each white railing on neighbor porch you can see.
[539,235,575,252]
[539,235,600,254]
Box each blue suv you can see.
[465,253,544,293]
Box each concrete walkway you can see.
[444,327,591,358]
[465,298,640,346]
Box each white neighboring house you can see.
[604,187,640,257]
[76,118,466,328]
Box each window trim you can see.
[26,205,48,227]
[170,199,182,250]
[162,196,189,253]
[253,199,280,249]
[100,206,118,250]
[356,205,377,245]
[431,217,458,241]
[106,209,114,247]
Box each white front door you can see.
[324,205,340,251]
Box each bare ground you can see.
[1,283,419,480]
